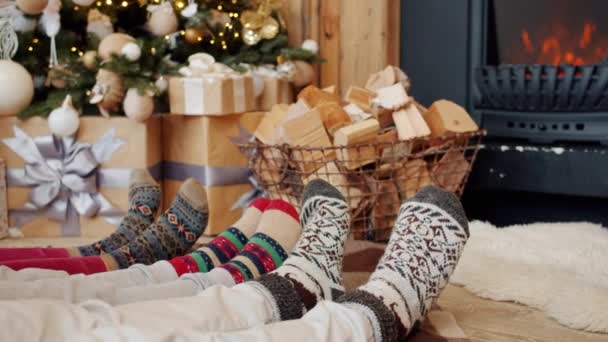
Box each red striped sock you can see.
[0,247,70,262]
[0,256,107,275]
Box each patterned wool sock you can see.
[102,178,208,270]
[73,170,162,256]
[250,179,351,319]
[336,186,470,341]
[168,197,271,276]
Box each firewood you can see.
[424,100,479,138]
[365,65,411,92]
[396,159,433,200]
[344,103,372,123]
[370,104,395,129]
[298,85,341,108]
[315,102,352,135]
[432,151,470,192]
[254,104,289,144]
[373,83,410,110]
[322,85,337,95]
[392,103,431,141]
[371,179,400,241]
[305,162,364,209]
[345,86,375,112]
[334,119,380,170]
[285,99,312,120]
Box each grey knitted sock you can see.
[252,179,351,320]
[336,186,469,342]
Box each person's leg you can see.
[0,179,208,276]
[0,170,162,263]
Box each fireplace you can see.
[401,0,608,225]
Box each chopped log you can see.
[424,100,479,137]
[315,102,352,135]
[254,104,289,144]
[432,150,470,192]
[392,103,431,141]
[334,119,380,170]
[396,159,433,200]
[373,83,410,110]
[298,85,341,108]
[345,86,376,112]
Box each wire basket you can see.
[238,130,486,241]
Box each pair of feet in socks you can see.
[246,180,470,341]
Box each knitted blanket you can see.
[343,240,469,342]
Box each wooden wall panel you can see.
[284,0,401,95]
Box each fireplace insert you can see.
[401,0,608,225]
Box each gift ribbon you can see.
[182,77,249,115]
[2,127,126,236]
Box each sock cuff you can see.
[250,197,271,212]
[266,199,299,223]
[254,273,305,321]
[168,256,199,276]
[336,289,403,342]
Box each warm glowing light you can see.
[105,0,112,5]
[32,38,39,43]
[96,1,102,6]
[234,32,239,38]
[27,46,33,52]
[78,52,84,57]
[176,1,184,9]
[217,5,223,10]
[71,47,77,52]
[210,39,215,44]
[121,1,128,7]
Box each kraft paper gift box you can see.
[257,77,294,111]
[0,159,7,239]
[162,112,264,236]
[169,75,257,116]
[0,116,162,238]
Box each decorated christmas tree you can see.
[0,0,320,119]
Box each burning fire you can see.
[515,22,607,65]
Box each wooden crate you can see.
[283,0,401,95]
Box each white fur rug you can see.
[452,221,608,334]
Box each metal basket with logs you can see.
[238,130,486,241]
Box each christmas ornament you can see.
[90,69,125,117]
[16,0,49,15]
[208,9,230,27]
[180,0,197,18]
[48,95,80,137]
[40,0,61,67]
[155,76,168,93]
[184,27,206,44]
[301,39,319,54]
[240,0,283,45]
[46,64,69,88]
[0,60,34,116]
[98,33,135,60]
[82,50,98,70]
[0,11,19,60]
[291,60,315,87]
[5,5,37,32]
[87,9,113,40]
[146,2,178,37]
[121,42,141,61]
[276,61,296,78]
[123,88,154,122]
[72,0,96,6]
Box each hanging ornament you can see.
[155,76,168,93]
[180,0,197,18]
[146,2,178,37]
[90,69,125,117]
[121,42,141,61]
[301,39,319,54]
[81,50,98,70]
[240,0,283,45]
[48,95,80,137]
[87,9,113,41]
[291,60,315,87]
[184,27,207,44]
[39,0,61,68]
[123,88,154,122]
[45,64,70,89]
[0,60,34,116]
[98,33,135,60]
[72,0,96,6]
[16,0,49,15]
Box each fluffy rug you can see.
[452,221,608,334]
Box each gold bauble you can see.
[243,29,262,46]
[260,17,279,39]
[82,51,98,70]
[147,4,178,37]
[98,33,136,61]
[90,69,125,117]
[123,88,154,122]
[292,60,315,88]
[240,10,264,30]
[184,28,206,44]
[0,61,34,116]
[16,0,49,15]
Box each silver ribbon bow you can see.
[229,125,266,210]
[3,127,127,236]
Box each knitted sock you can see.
[103,178,208,270]
[168,197,271,276]
[336,186,470,341]
[74,170,162,256]
[251,179,351,319]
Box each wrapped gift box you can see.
[257,77,294,111]
[0,116,162,238]
[162,112,264,236]
[169,75,256,116]
[0,159,7,239]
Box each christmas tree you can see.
[0,0,320,118]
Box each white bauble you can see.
[155,77,168,93]
[72,0,96,6]
[291,60,315,87]
[147,3,178,37]
[12,13,37,32]
[121,42,141,61]
[123,88,154,122]
[48,95,80,137]
[252,75,265,97]
[0,61,34,116]
[98,33,136,60]
[301,39,319,54]
[87,9,113,40]
[16,0,48,15]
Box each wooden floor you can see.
[1,237,606,342]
